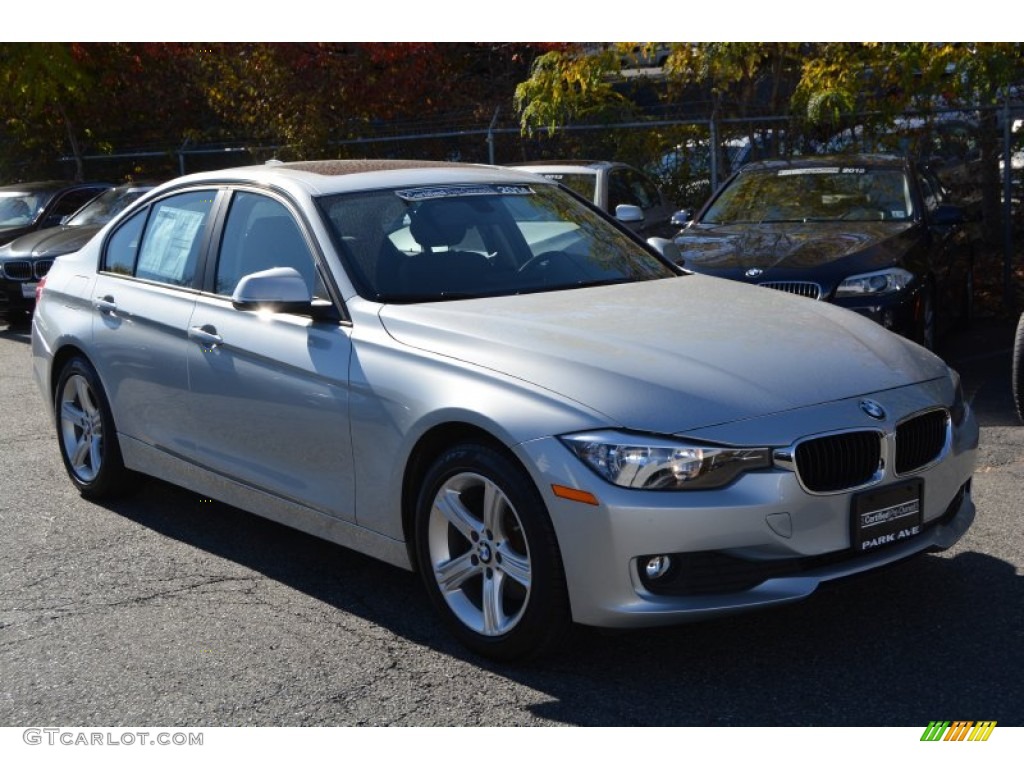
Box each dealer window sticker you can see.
[777,167,867,176]
[396,184,534,201]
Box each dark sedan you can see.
[673,155,974,350]
[1,182,151,324]
[0,181,112,246]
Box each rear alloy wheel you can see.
[1013,313,1024,424]
[55,357,135,498]
[415,442,570,660]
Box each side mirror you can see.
[646,237,682,265]
[232,267,313,312]
[931,204,965,226]
[670,209,693,228]
[614,204,644,224]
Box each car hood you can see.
[676,221,916,274]
[377,276,946,434]
[1,225,101,258]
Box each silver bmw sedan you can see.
[31,159,978,660]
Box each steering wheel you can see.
[517,250,572,276]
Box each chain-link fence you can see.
[59,101,1024,310]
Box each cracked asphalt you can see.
[1,316,1021,727]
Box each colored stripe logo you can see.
[921,721,997,741]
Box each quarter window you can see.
[103,209,147,276]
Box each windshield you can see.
[0,191,49,229]
[66,186,152,226]
[703,167,914,224]
[530,172,597,203]
[317,183,675,302]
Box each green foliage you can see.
[515,48,631,135]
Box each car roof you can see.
[0,180,109,194]
[508,160,627,174]
[151,159,559,198]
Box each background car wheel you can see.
[1013,313,1024,424]
[55,356,137,499]
[3,310,32,329]
[414,442,570,660]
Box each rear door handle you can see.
[188,325,223,349]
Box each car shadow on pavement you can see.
[97,478,1023,727]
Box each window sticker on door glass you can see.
[136,207,205,283]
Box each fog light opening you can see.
[644,555,674,580]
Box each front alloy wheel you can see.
[415,443,569,660]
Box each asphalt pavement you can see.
[0,315,1021,727]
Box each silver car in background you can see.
[31,160,978,660]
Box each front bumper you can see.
[515,389,979,629]
[0,260,49,318]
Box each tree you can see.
[514,46,632,136]
[0,43,91,180]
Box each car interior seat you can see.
[404,201,491,295]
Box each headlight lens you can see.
[835,267,914,297]
[949,367,966,426]
[560,431,772,490]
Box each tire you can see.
[1013,313,1024,424]
[414,442,570,661]
[3,310,31,329]
[54,356,137,499]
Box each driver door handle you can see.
[188,325,223,349]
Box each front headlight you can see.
[949,367,967,426]
[560,431,772,490]
[834,267,914,298]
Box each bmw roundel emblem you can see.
[745,267,763,279]
[860,399,886,420]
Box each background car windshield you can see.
[703,167,914,224]
[535,172,597,202]
[317,183,675,302]
[0,192,45,228]
[66,187,151,227]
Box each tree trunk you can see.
[56,99,84,181]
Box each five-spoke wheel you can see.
[415,442,569,660]
[54,357,133,498]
